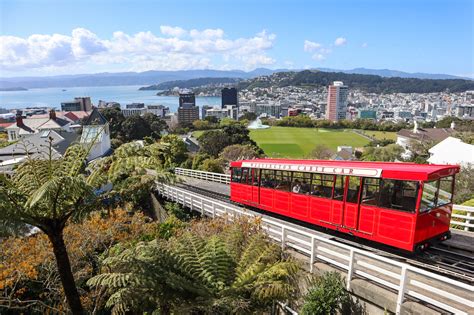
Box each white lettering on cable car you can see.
[241,162,382,178]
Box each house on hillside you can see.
[396,121,455,159]
[0,130,79,173]
[427,137,474,166]
[5,110,74,141]
[80,108,112,161]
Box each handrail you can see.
[175,168,474,232]
[175,167,230,184]
[156,182,473,315]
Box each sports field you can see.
[249,127,370,158]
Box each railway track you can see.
[173,183,474,283]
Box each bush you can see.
[301,272,355,315]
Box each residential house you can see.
[80,108,112,161]
[427,137,474,166]
[5,110,74,142]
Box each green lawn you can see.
[249,127,370,158]
[192,130,206,138]
[357,130,398,141]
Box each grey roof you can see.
[0,130,79,162]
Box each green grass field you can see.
[357,130,398,141]
[249,127,370,158]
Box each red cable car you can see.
[230,159,460,252]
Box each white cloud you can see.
[304,40,321,52]
[334,37,347,46]
[0,27,277,73]
[312,54,325,61]
[160,25,187,37]
[361,42,368,48]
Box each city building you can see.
[179,92,196,107]
[254,103,282,118]
[201,105,213,119]
[358,109,377,120]
[203,105,238,120]
[326,81,348,121]
[122,103,169,117]
[221,87,238,108]
[177,92,199,126]
[456,105,474,119]
[61,97,92,112]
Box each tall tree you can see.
[0,142,97,314]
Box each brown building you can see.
[177,92,199,126]
[326,81,348,122]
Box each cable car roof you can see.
[230,159,460,181]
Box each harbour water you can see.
[0,85,221,111]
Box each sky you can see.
[0,0,473,78]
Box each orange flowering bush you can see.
[0,209,158,313]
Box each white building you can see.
[80,109,112,161]
[427,137,474,166]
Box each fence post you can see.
[201,198,204,216]
[310,237,315,273]
[281,227,286,250]
[346,249,355,291]
[396,266,408,315]
[212,203,216,218]
[465,209,473,232]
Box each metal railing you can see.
[175,167,230,184]
[157,183,474,315]
[452,204,474,231]
[175,168,474,232]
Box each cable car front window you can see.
[437,176,454,207]
[420,180,438,212]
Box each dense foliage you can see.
[100,108,167,145]
[0,210,158,313]
[271,115,409,132]
[301,272,361,315]
[88,217,301,314]
[239,70,474,93]
[0,142,100,314]
[198,122,262,157]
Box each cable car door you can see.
[251,168,260,204]
[342,176,362,230]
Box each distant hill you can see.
[0,87,28,91]
[316,67,470,80]
[139,77,242,90]
[238,70,474,93]
[0,67,469,90]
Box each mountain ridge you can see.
[0,68,470,89]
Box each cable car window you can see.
[311,174,334,198]
[275,170,291,192]
[261,169,275,188]
[333,175,345,201]
[251,169,260,186]
[437,176,454,207]
[292,172,311,194]
[420,180,438,212]
[361,178,381,206]
[346,176,361,204]
[231,167,242,183]
[378,179,418,212]
[241,168,251,185]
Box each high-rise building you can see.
[61,97,92,112]
[177,92,199,126]
[325,81,348,121]
[221,87,238,108]
[179,92,196,107]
